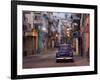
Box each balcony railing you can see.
[33,20,42,24]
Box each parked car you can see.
[56,43,73,62]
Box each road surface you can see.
[23,48,89,69]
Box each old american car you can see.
[56,43,73,62]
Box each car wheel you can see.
[56,59,59,63]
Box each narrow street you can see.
[23,11,90,69]
[23,48,89,69]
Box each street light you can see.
[42,27,48,32]
[56,34,58,37]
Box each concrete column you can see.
[30,12,34,28]
[58,20,61,43]
[76,38,79,55]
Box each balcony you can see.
[33,20,42,24]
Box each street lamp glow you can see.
[66,31,69,34]
[56,34,58,37]
[67,28,70,31]
[42,27,47,32]
[74,23,78,26]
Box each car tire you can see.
[56,59,59,63]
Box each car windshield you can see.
[58,44,72,50]
[60,46,67,49]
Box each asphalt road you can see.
[23,48,89,69]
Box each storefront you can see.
[23,29,38,56]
